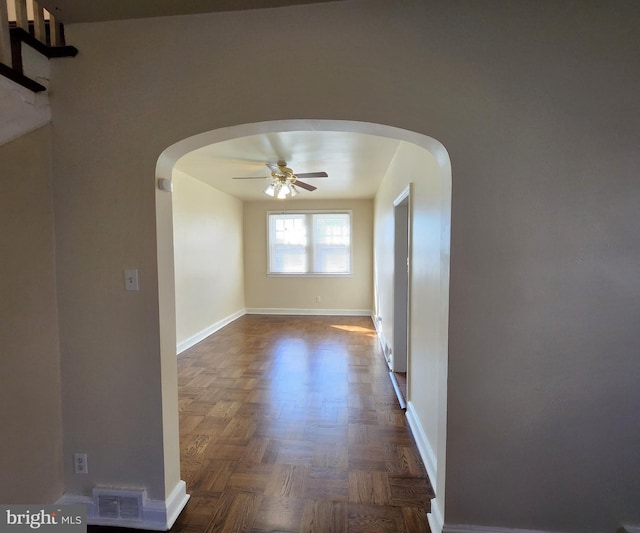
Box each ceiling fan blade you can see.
[294,180,317,191]
[232,176,268,179]
[295,171,328,179]
[266,163,282,173]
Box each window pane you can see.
[268,211,351,275]
[312,213,350,273]
[269,214,308,273]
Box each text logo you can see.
[0,505,85,532]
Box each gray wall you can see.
[0,126,64,503]
[34,1,640,531]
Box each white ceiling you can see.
[174,131,401,201]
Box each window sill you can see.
[267,273,352,278]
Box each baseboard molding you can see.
[177,309,373,353]
[405,401,438,493]
[176,309,245,354]
[388,371,406,410]
[245,307,371,316]
[56,493,93,507]
[441,520,638,533]
[163,480,191,530]
[57,480,189,531]
[443,525,567,533]
[428,496,445,533]
[372,314,392,367]
[405,402,443,531]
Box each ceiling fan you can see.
[233,160,328,199]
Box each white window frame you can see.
[266,210,353,277]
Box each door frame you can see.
[393,184,412,393]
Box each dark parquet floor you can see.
[89,315,433,532]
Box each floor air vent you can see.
[98,495,119,518]
[95,489,143,520]
[119,496,140,519]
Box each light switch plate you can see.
[124,269,139,291]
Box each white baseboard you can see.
[372,314,392,368]
[56,493,93,507]
[178,309,372,353]
[405,401,444,532]
[443,525,567,533]
[442,519,638,533]
[406,401,438,493]
[57,480,189,531]
[176,309,245,354]
[245,307,371,316]
[428,495,445,533]
[163,480,191,529]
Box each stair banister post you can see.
[49,11,60,47]
[32,0,45,43]
[14,0,27,31]
[0,0,10,65]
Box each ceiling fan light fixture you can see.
[278,183,291,199]
[233,161,327,199]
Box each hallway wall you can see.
[373,140,448,519]
[0,126,64,503]
[48,2,640,531]
[172,169,245,349]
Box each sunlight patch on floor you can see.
[330,324,376,336]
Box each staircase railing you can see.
[0,0,77,91]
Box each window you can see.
[268,211,351,275]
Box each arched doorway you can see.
[155,119,451,530]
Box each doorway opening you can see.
[390,185,411,409]
[155,119,451,530]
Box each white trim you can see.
[266,273,352,278]
[177,309,373,352]
[57,481,189,531]
[392,183,412,375]
[443,525,567,533]
[156,118,452,533]
[428,496,445,533]
[394,184,412,206]
[163,480,190,530]
[245,307,371,316]
[388,371,406,410]
[405,397,444,533]
[176,309,245,354]
[406,401,438,493]
[157,120,450,182]
[372,312,391,367]
[57,493,93,506]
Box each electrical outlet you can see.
[74,453,88,474]
[315,296,321,303]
